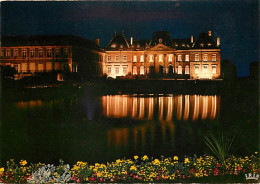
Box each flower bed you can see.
[0,153,259,183]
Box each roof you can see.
[172,39,192,50]
[105,33,130,50]
[1,35,100,50]
[193,32,219,49]
[149,31,173,47]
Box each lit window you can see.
[168,54,173,62]
[185,65,189,74]
[182,43,185,47]
[140,55,144,62]
[195,65,199,74]
[133,55,137,62]
[195,54,199,61]
[178,55,182,61]
[203,65,208,73]
[115,66,119,74]
[200,43,204,47]
[123,66,127,74]
[140,66,144,75]
[39,49,43,57]
[159,54,163,62]
[7,49,11,57]
[0,50,3,57]
[120,45,123,49]
[107,66,111,74]
[22,49,27,58]
[212,54,216,61]
[115,55,119,62]
[133,66,137,75]
[212,65,217,74]
[185,55,189,62]
[123,55,127,62]
[137,44,140,48]
[47,48,52,57]
[14,49,18,57]
[30,49,35,58]
[107,55,111,62]
[149,55,153,62]
[178,65,182,74]
[203,54,208,61]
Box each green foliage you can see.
[204,131,236,163]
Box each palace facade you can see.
[0,35,100,78]
[101,31,221,79]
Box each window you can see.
[39,49,43,57]
[107,55,111,62]
[203,54,208,61]
[123,55,127,62]
[115,55,119,62]
[203,65,208,73]
[30,49,35,58]
[212,54,216,61]
[159,54,163,62]
[64,49,69,57]
[178,55,182,61]
[149,55,153,62]
[55,49,60,57]
[22,49,27,58]
[185,65,190,74]
[140,66,144,75]
[195,65,199,74]
[6,49,11,57]
[133,55,137,62]
[168,54,173,62]
[123,66,127,74]
[212,65,217,74]
[195,54,199,61]
[120,45,123,49]
[107,66,111,74]
[178,65,182,74]
[115,66,119,74]
[185,55,189,62]
[140,55,144,62]
[47,48,52,57]
[0,50,3,57]
[133,66,137,75]
[14,49,18,57]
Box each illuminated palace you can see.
[0,35,100,78]
[101,31,221,79]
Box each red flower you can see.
[71,176,75,181]
[130,173,133,176]
[237,166,241,171]
[77,179,80,183]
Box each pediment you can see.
[146,43,175,51]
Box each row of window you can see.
[106,65,217,75]
[107,54,217,62]
[0,48,69,58]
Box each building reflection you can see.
[104,94,220,150]
[102,95,220,122]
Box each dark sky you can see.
[1,1,259,76]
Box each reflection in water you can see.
[102,95,220,122]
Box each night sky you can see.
[1,1,259,77]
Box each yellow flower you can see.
[255,152,258,154]
[174,156,178,160]
[0,167,4,173]
[153,159,160,165]
[134,155,138,160]
[130,165,137,171]
[20,160,27,166]
[184,158,190,164]
[142,155,148,161]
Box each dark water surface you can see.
[1,84,258,165]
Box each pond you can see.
[1,86,258,165]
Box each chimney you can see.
[208,30,212,36]
[217,37,220,46]
[191,35,193,43]
[130,37,133,45]
[95,38,100,46]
